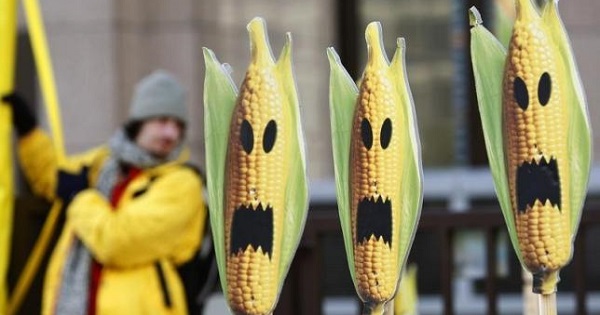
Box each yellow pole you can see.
[0,0,19,313]
[7,0,66,313]
[21,0,65,156]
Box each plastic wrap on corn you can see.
[328,22,423,314]
[469,0,592,294]
[203,17,308,315]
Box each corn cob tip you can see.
[222,63,233,76]
[202,47,236,86]
[516,0,541,21]
[365,21,389,66]
[326,47,340,63]
[541,0,559,20]
[247,17,275,65]
[247,16,266,34]
[284,32,293,54]
[390,37,406,70]
[468,6,483,27]
[396,37,406,50]
[202,47,214,61]
[277,32,293,66]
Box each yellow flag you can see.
[0,0,18,313]
[7,1,66,313]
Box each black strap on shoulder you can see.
[154,262,172,308]
[176,162,216,313]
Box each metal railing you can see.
[277,201,600,315]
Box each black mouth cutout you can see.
[230,203,274,258]
[516,156,561,213]
[356,196,392,247]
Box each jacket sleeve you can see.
[67,167,205,267]
[17,128,59,200]
[17,127,108,201]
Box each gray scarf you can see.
[55,129,182,314]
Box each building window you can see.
[336,0,497,166]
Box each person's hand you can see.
[2,91,37,137]
[56,166,90,202]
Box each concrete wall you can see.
[19,0,336,180]
[17,0,600,179]
[19,1,118,153]
[561,0,600,162]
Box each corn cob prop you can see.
[328,22,423,315]
[393,265,419,315]
[203,17,308,315]
[469,0,592,312]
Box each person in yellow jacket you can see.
[2,70,206,315]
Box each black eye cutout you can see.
[538,72,552,106]
[240,119,254,154]
[514,76,529,110]
[361,118,373,150]
[263,120,277,153]
[380,118,392,149]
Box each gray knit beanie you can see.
[128,70,187,124]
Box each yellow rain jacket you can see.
[17,128,206,315]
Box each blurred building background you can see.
[12,0,600,173]
[8,0,600,314]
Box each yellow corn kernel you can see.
[224,19,292,315]
[503,0,570,277]
[350,22,406,303]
